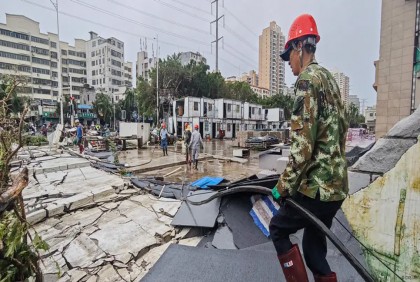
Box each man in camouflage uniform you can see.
[269,14,348,282]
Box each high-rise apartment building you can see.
[0,14,87,120]
[86,31,125,96]
[332,71,350,107]
[374,0,420,138]
[258,21,285,95]
[136,50,156,82]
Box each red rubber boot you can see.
[278,244,309,282]
[314,272,337,282]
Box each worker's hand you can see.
[272,184,288,206]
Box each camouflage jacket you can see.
[277,61,349,201]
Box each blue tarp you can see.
[191,176,224,189]
[78,104,93,110]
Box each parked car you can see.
[245,135,280,149]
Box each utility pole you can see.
[155,35,159,125]
[50,0,64,127]
[211,0,224,72]
[70,76,74,126]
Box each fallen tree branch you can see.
[0,167,29,211]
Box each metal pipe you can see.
[186,185,375,282]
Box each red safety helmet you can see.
[280,14,320,61]
[194,124,199,129]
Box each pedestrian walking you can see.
[160,123,168,156]
[75,119,84,154]
[189,124,203,170]
[269,14,349,282]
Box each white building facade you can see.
[0,14,88,122]
[86,31,125,97]
[172,97,283,139]
[179,51,206,66]
[136,51,156,82]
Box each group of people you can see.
[158,122,203,170]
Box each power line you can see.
[224,42,257,67]
[223,6,259,37]
[107,0,210,35]
[170,0,211,15]
[153,0,210,22]
[223,48,256,70]
[20,0,207,52]
[224,25,258,52]
[69,0,209,46]
[21,0,247,75]
[210,0,223,72]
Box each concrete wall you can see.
[375,0,417,138]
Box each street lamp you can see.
[50,0,64,127]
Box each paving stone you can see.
[82,226,99,236]
[60,207,103,228]
[89,217,157,257]
[115,253,132,265]
[134,243,172,281]
[67,269,87,282]
[27,208,47,224]
[119,188,138,195]
[116,267,131,281]
[66,192,95,211]
[152,200,181,217]
[120,204,173,237]
[85,275,97,282]
[97,264,121,282]
[102,202,119,210]
[45,203,65,218]
[63,233,106,268]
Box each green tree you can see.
[348,103,364,127]
[135,77,156,118]
[259,94,294,119]
[93,93,113,124]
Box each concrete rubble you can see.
[18,147,196,282]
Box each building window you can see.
[194,102,199,111]
[92,41,96,47]
[50,51,58,59]
[0,39,30,51]
[258,108,261,115]
[51,61,57,68]
[50,41,57,48]
[31,36,49,45]
[205,122,209,132]
[0,28,29,40]
[32,57,50,65]
[369,113,373,117]
[227,104,231,112]
[32,46,49,56]
[0,51,30,61]
[227,123,231,131]
[236,105,240,113]
[252,107,255,114]
[32,67,50,75]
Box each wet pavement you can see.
[118,140,262,183]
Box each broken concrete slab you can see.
[27,208,47,224]
[63,233,106,268]
[96,264,121,282]
[351,138,417,174]
[171,190,221,228]
[134,243,172,281]
[89,217,157,257]
[141,244,283,282]
[385,106,420,138]
[178,236,203,247]
[66,269,87,282]
[152,199,181,217]
[60,207,103,228]
[212,225,237,250]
